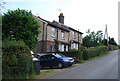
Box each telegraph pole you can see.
[103,24,109,50]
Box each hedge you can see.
[48,51,82,63]
[48,46,107,62]
[48,51,81,58]
[2,39,33,79]
[82,46,107,60]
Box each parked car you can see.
[37,53,74,69]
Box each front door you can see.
[50,46,54,52]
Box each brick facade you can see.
[33,14,83,53]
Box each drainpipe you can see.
[78,33,80,49]
[45,23,48,53]
[56,28,58,52]
[78,29,80,49]
[68,31,70,51]
[42,22,45,53]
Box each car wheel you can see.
[58,62,63,69]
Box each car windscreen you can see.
[53,53,66,58]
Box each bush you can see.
[2,39,33,79]
[48,46,107,62]
[48,51,81,58]
[118,45,120,49]
[82,46,107,60]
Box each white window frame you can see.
[76,44,78,49]
[59,43,64,51]
[61,44,64,51]
[66,45,68,51]
[71,43,78,49]
[61,31,65,39]
[72,31,76,38]
[51,28,56,37]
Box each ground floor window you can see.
[71,43,78,49]
[59,43,68,52]
[61,44,64,51]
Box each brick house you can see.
[33,13,83,53]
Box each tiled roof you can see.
[36,16,83,34]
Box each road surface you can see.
[42,50,119,79]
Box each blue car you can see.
[37,53,74,69]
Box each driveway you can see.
[41,50,119,79]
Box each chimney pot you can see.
[59,13,64,24]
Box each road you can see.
[42,50,119,79]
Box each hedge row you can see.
[49,46,107,62]
[2,40,33,79]
[82,46,107,60]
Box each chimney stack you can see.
[59,13,64,24]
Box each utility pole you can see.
[103,24,109,50]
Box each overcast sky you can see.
[3,0,119,44]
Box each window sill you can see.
[61,38,65,40]
[51,35,55,38]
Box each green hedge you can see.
[82,46,107,60]
[2,39,33,79]
[49,46,107,62]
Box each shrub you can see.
[48,46,107,62]
[48,51,81,58]
[118,45,120,49]
[2,39,33,79]
[48,50,82,63]
[82,46,107,60]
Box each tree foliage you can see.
[2,39,33,79]
[83,29,103,47]
[109,37,117,46]
[2,8,41,49]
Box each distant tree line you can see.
[83,29,117,47]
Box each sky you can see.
[2,0,119,44]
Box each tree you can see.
[109,37,117,46]
[102,39,108,46]
[83,29,103,47]
[2,8,41,50]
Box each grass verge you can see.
[29,69,59,79]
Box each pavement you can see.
[41,50,119,79]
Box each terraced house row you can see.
[33,13,83,53]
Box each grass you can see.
[29,69,59,79]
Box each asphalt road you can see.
[42,50,119,79]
